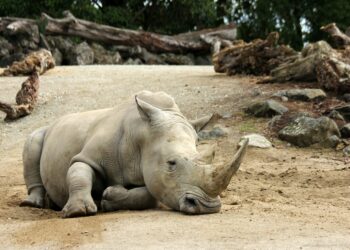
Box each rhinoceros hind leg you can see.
[21,127,48,208]
[20,186,45,208]
[101,185,157,212]
[62,162,97,218]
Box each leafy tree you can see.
[232,0,350,50]
[0,0,349,49]
[303,0,350,43]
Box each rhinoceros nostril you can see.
[184,197,197,207]
[167,160,176,165]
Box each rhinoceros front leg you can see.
[101,186,157,212]
[62,162,97,218]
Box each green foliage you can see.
[232,0,350,50]
[0,0,349,49]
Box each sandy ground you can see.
[0,65,349,249]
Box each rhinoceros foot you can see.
[62,195,97,218]
[20,195,44,208]
[101,186,129,212]
[101,185,157,211]
[20,186,45,208]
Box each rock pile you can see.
[243,87,350,148]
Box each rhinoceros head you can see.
[135,92,248,214]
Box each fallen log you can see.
[213,32,297,75]
[40,11,236,54]
[260,41,334,83]
[1,49,55,76]
[260,40,350,92]
[321,23,350,49]
[316,56,350,92]
[0,71,39,121]
[0,17,36,34]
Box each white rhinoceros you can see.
[21,90,248,218]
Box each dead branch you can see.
[213,32,297,75]
[260,41,335,83]
[321,23,350,49]
[1,49,55,76]
[0,71,39,121]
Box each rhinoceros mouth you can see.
[179,192,221,214]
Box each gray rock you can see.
[328,135,341,148]
[124,58,143,65]
[269,112,312,130]
[281,96,289,102]
[340,124,350,138]
[238,134,272,148]
[0,52,25,67]
[333,105,350,121]
[342,93,350,102]
[47,36,74,55]
[5,20,40,44]
[52,48,63,66]
[73,42,94,65]
[250,88,262,97]
[0,37,13,58]
[278,116,340,148]
[343,145,350,156]
[275,88,326,102]
[91,43,122,64]
[198,126,228,140]
[194,55,212,65]
[328,110,345,121]
[245,100,288,118]
[160,53,195,65]
[19,38,38,50]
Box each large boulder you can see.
[4,21,39,50]
[47,36,74,54]
[51,48,63,66]
[274,88,326,102]
[47,36,74,64]
[91,43,122,64]
[0,37,13,57]
[0,37,18,67]
[69,42,94,65]
[278,116,340,147]
[245,100,288,117]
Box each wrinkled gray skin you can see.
[21,91,248,218]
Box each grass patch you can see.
[239,120,258,133]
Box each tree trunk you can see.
[0,71,39,121]
[40,11,236,54]
[260,40,350,92]
[260,41,334,83]
[316,56,350,92]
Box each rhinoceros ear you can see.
[190,114,216,132]
[135,95,162,121]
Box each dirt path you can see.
[0,66,349,249]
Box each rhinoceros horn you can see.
[201,138,249,196]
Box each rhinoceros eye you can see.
[167,160,177,172]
